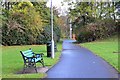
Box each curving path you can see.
[46,40,118,78]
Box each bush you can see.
[2,23,61,45]
[40,25,61,44]
[76,19,117,43]
[2,2,61,46]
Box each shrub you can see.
[40,25,61,44]
[76,19,117,43]
[2,2,61,46]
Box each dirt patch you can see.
[16,67,49,74]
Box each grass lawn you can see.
[80,36,119,72]
[1,42,62,78]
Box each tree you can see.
[2,2,44,45]
[62,0,118,43]
[2,1,62,45]
[32,2,51,26]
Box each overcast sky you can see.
[46,0,69,16]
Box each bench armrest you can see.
[39,53,44,56]
[34,53,44,57]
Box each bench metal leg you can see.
[33,63,38,73]
[22,68,25,73]
[35,67,38,73]
[22,64,27,73]
[40,59,45,67]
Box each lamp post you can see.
[51,0,54,59]
[69,19,72,39]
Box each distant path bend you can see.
[46,40,118,78]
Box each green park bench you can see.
[20,49,45,73]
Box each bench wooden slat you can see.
[22,50,32,54]
[22,52,33,57]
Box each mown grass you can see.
[1,42,62,78]
[80,36,119,72]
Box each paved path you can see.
[46,40,118,78]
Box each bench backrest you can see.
[22,50,33,57]
[20,49,34,62]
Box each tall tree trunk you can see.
[99,2,103,19]
[108,2,111,18]
[112,2,116,21]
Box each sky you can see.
[46,0,69,16]
[46,0,63,7]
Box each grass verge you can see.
[2,42,62,78]
[80,36,119,72]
